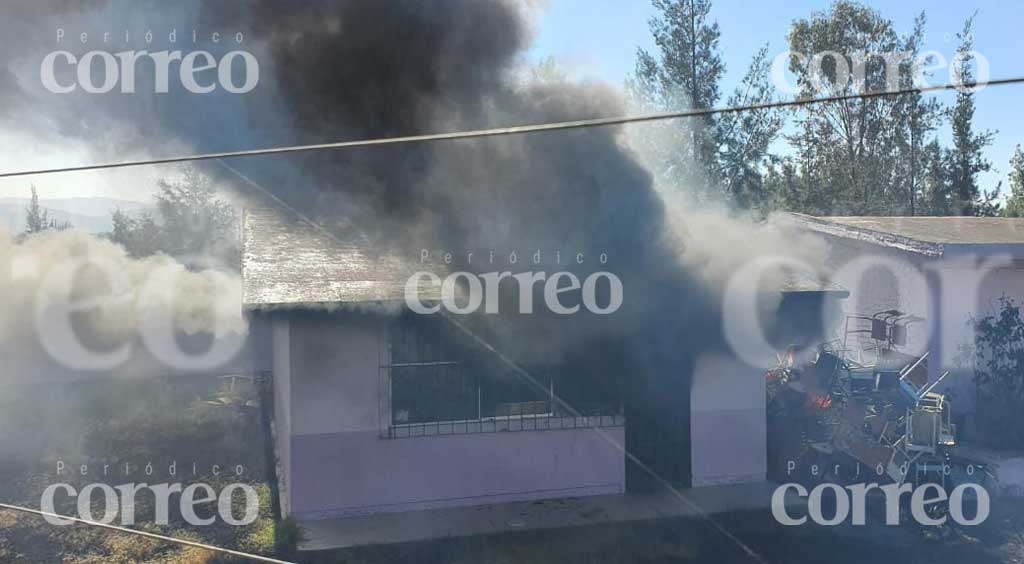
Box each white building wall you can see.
[271,317,292,516]
[690,353,767,487]
[820,237,934,361]
[281,313,625,519]
[814,233,1024,414]
[930,264,1024,413]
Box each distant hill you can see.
[0,197,153,234]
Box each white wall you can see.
[816,233,1024,414]
[821,237,934,361]
[279,313,625,519]
[288,314,381,435]
[690,353,767,487]
[271,317,292,516]
[931,264,1024,412]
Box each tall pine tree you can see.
[629,0,780,207]
[947,15,996,216]
[24,185,48,235]
[629,0,724,198]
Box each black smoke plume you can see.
[192,0,721,356]
[1,0,783,485]
[206,4,723,489]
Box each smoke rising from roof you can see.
[0,0,824,379]
[0,2,836,496]
[188,1,716,364]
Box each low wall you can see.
[289,427,625,519]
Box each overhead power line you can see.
[0,501,297,564]
[1,76,1023,180]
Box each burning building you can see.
[241,206,801,527]
[202,0,795,531]
[242,208,626,520]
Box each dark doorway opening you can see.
[625,370,691,491]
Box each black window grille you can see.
[378,313,623,438]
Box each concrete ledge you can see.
[291,483,624,520]
[298,481,804,552]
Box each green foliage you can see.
[108,166,238,269]
[715,46,785,209]
[970,297,1024,448]
[1002,145,1024,217]
[782,3,944,215]
[110,209,162,258]
[155,166,237,261]
[631,1,1003,218]
[0,376,282,563]
[23,185,73,235]
[628,0,724,200]
[632,0,723,113]
[919,139,953,215]
[628,0,781,208]
[947,15,997,216]
[24,185,48,234]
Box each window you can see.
[378,313,623,438]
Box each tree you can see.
[919,140,953,215]
[629,0,780,207]
[969,297,1024,447]
[110,209,162,258]
[947,15,997,216]
[1004,145,1024,218]
[629,0,724,197]
[632,0,723,114]
[155,166,237,261]
[23,185,72,235]
[786,2,938,215]
[529,56,569,85]
[715,46,784,209]
[24,185,48,234]
[107,166,238,269]
[898,14,943,216]
[764,157,811,212]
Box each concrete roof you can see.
[784,213,1024,257]
[779,271,849,296]
[242,208,849,307]
[241,208,442,308]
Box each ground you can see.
[302,499,1024,564]
[2,376,1023,563]
[4,497,1024,563]
[0,376,298,564]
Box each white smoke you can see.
[620,100,826,292]
[0,226,246,380]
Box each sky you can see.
[529,0,1024,199]
[2,0,1021,204]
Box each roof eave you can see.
[782,212,944,257]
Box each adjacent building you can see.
[786,213,1024,418]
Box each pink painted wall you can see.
[290,428,625,518]
[281,313,624,519]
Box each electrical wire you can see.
[1,76,1022,179]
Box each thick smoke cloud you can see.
[184,1,718,366]
[0,226,246,382]
[0,2,837,494]
[0,0,824,388]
